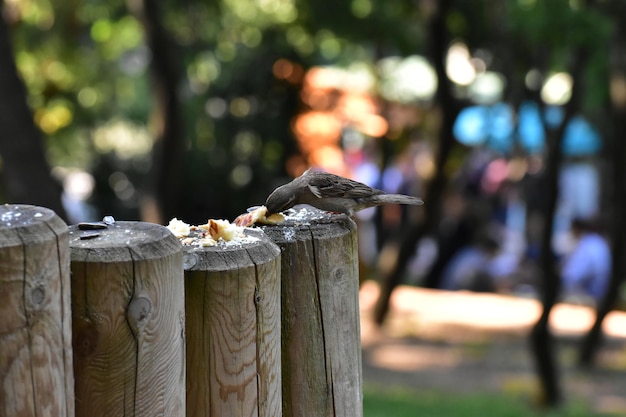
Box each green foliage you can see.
[505,0,612,112]
[1,0,618,220]
[363,384,603,417]
[509,0,612,50]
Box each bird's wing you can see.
[306,173,382,199]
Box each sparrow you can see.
[265,170,424,216]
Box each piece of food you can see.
[234,205,285,227]
[199,219,244,241]
[168,216,260,247]
[197,237,218,247]
[167,218,191,238]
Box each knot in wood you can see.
[30,285,45,306]
[332,267,347,282]
[127,295,152,326]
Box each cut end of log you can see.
[261,208,356,245]
[0,204,67,249]
[181,229,280,272]
[0,204,57,229]
[69,221,181,262]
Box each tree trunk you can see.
[529,46,588,407]
[129,0,186,224]
[579,21,626,367]
[0,16,67,220]
[373,0,460,325]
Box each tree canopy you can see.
[1,0,614,223]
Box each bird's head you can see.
[265,184,297,215]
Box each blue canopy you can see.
[454,101,601,156]
[453,103,515,153]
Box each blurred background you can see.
[2,0,626,415]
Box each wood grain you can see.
[0,204,74,417]
[70,221,185,417]
[263,215,363,417]
[184,231,281,417]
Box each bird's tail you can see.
[372,194,424,206]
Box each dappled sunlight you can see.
[35,101,73,134]
[369,343,462,372]
[360,281,626,415]
[92,118,153,158]
[360,281,626,342]
[289,64,395,175]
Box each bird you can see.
[265,170,424,217]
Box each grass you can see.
[363,384,608,417]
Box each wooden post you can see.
[69,221,185,417]
[0,204,74,417]
[263,215,363,417]
[184,231,281,417]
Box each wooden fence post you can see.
[0,205,74,417]
[69,221,185,417]
[263,215,363,417]
[184,231,281,417]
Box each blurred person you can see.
[554,159,601,254]
[440,234,500,292]
[559,159,600,220]
[560,217,610,304]
[57,169,98,223]
[487,179,527,292]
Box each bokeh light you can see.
[446,41,476,86]
[541,72,573,105]
[378,55,438,103]
[92,119,153,158]
[468,71,506,104]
